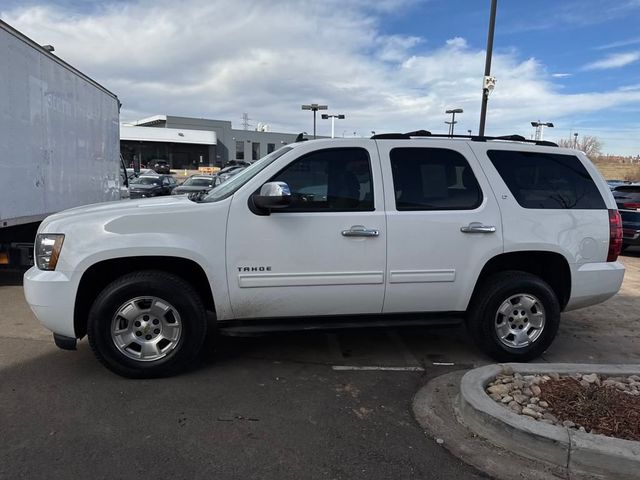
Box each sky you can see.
[2,0,640,155]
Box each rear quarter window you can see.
[487,150,605,209]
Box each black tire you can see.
[466,271,560,362]
[621,244,629,253]
[87,270,207,378]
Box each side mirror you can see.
[253,181,292,211]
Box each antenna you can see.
[241,112,252,130]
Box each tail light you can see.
[623,202,640,210]
[607,209,623,262]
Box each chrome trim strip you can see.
[238,271,384,288]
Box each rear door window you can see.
[390,147,482,211]
[487,150,605,209]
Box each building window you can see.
[235,141,244,160]
[252,142,261,161]
[267,143,275,154]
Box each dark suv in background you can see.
[129,174,177,199]
[613,184,640,250]
[151,160,171,174]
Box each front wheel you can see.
[87,271,207,378]
[467,271,560,362]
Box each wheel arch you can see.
[74,256,215,339]
[469,251,572,311]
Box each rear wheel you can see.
[467,271,560,362]
[87,270,207,378]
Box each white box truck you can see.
[0,19,125,268]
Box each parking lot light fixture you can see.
[445,108,464,136]
[531,121,554,141]
[302,103,328,139]
[321,113,346,138]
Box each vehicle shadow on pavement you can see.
[0,333,487,480]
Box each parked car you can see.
[24,134,625,378]
[215,161,250,183]
[612,184,640,250]
[607,179,631,190]
[129,174,177,199]
[126,168,153,180]
[171,174,221,195]
[150,160,171,174]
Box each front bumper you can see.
[129,191,157,199]
[23,267,78,338]
[565,261,625,311]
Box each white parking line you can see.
[332,366,425,371]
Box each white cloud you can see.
[596,36,640,50]
[618,83,640,91]
[2,0,640,154]
[583,51,640,70]
[551,73,572,78]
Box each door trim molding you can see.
[388,269,456,283]
[238,271,384,288]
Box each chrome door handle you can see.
[341,225,380,237]
[460,222,496,233]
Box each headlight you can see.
[35,234,65,271]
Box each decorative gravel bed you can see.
[485,368,640,441]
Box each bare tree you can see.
[557,135,603,159]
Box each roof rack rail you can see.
[370,131,558,147]
[371,130,431,140]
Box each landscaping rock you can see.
[487,384,510,396]
[522,407,542,419]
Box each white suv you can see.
[24,133,625,377]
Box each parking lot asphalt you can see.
[1,250,639,479]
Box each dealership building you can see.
[120,115,302,169]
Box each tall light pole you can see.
[478,0,498,136]
[573,132,579,149]
[445,108,463,136]
[321,113,345,139]
[531,121,554,141]
[301,103,328,139]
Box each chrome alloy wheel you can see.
[494,294,546,349]
[110,296,183,362]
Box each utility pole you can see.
[478,0,498,136]
[301,103,328,139]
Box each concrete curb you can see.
[413,370,568,480]
[459,363,640,479]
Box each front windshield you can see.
[201,146,293,202]
[183,177,213,187]
[131,176,161,185]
